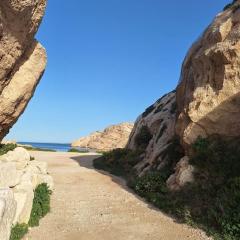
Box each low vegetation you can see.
[223,0,239,11]
[23,146,56,152]
[94,135,240,240]
[10,224,28,240]
[68,148,89,153]
[29,183,52,227]
[94,148,140,177]
[134,125,152,152]
[0,143,17,156]
[10,183,52,240]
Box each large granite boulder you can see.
[0,0,47,140]
[127,91,178,175]
[0,146,53,239]
[72,123,134,152]
[0,162,22,188]
[127,2,240,190]
[0,189,16,240]
[176,1,240,147]
[13,182,34,225]
[0,147,31,170]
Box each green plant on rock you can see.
[214,177,240,239]
[28,183,52,227]
[134,172,168,196]
[10,224,28,240]
[223,0,239,11]
[0,143,17,156]
[135,125,152,151]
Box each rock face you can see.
[0,147,53,240]
[72,123,134,152]
[0,0,47,140]
[0,189,16,240]
[176,1,240,147]
[127,2,240,189]
[127,92,178,176]
[166,156,195,191]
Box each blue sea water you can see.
[18,142,75,152]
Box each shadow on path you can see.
[70,154,181,223]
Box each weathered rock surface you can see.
[0,147,53,239]
[0,162,21,188]
[0,0,47,141]
[0,189,16,240]
[166,156,195,191]
[127,3,240,190]
[13,182,34,225]
[0,147,30,170]
[127,92,178,176]
[72,123,134,152]
[176,1,240,147]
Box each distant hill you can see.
[72,123,134,152]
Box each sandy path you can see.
[24,151,211,240]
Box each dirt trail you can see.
[24,151,211,240]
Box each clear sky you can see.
[7,0,229,143]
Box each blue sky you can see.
[7,0,229,143]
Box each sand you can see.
[24,151,211,240]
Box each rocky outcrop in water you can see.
[0,0,47,140]
[72,123,134,152]
[127,1,240,189]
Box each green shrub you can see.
[10,224,28,240]
[135,126,152,151]
[68,148,88,153]
[94,148,141,177]
[223,0,239,10]
[188,136,240,239]
[215,178,240,239]
[29,183,52,227]
[0,143,17,156]
[10,184,52,240]
[134,172,167,196]
[159,138,184,179]
[95,135,240,240]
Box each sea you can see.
[18,142,87,152]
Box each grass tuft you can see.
[10,224,28,240]
[28,183,52,227]
[0,143,17,156]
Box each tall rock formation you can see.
[72,123,134,152]
[0,0,47,140]
[176,0,240,147]
[127,1,240,188]
[127,91,179,176]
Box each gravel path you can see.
[24,151,211,240]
